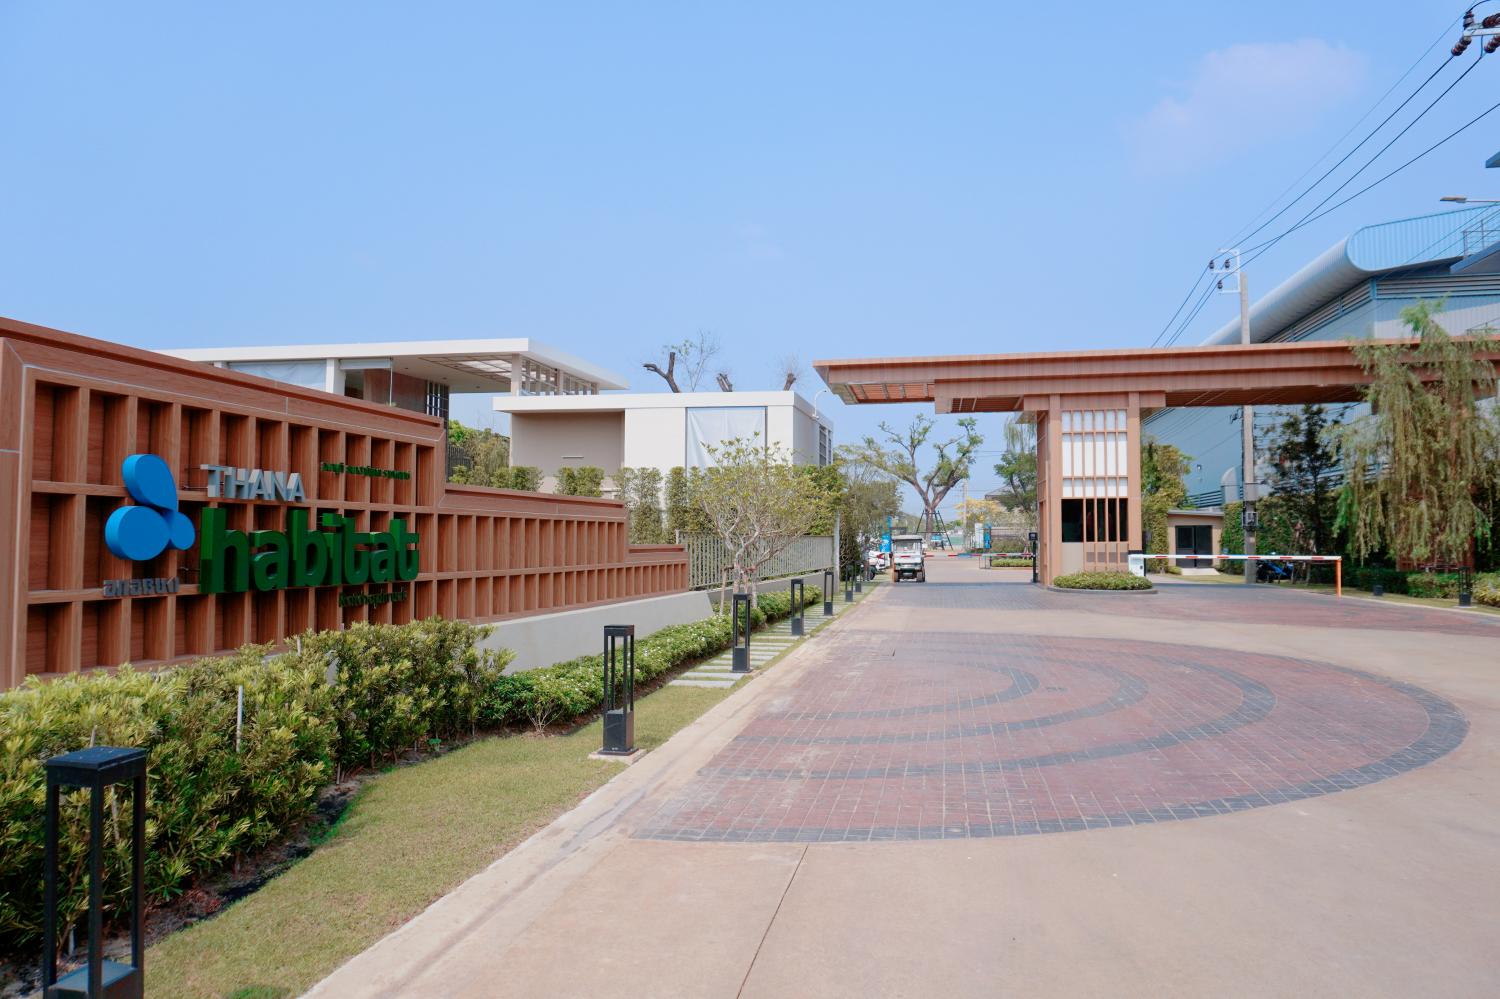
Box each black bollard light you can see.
[600,625,636,755]
[854,571,863,593]
[43,746,147,999]
[789,578,804,636]
[822,569,835,616]
[1372,583,1384,597]
[1028,531,1039,585]
[843,569,853,603]
[1459,566,1473,608]
[731,592,752,672]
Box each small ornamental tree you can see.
[695,437,837,606]
[1336,301,1500,567]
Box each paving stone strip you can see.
[668,589,876,689]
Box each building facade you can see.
[495,390,834,496]
[1,318,686,691]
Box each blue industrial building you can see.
[1145,204,1500,506]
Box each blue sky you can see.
[3,1,1495,509]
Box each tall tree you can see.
[991,419,1037,531]
[643,330,721,392]
[1262,403,1342,555]
[1336,301,1500,566]
[843,415,983,533]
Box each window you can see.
[1061,498,1128,543]
[424,382,450,421]
[818,424,832,466]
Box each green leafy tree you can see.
[665,466,709,537]
[446,420,512,487]
[991,419,1037,532]
[556,466,605,497]
[1141,439,1191,571]
[843,415,983,534]
[1336,301,1500,566]
[1262,404,1342,555]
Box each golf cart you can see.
[890,534,927,582]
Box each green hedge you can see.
[988,556,1033,568]
[1052,571,1153,591]
[0,590,822,962]
[483,585,821,730]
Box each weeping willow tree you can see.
[1335,301,1500,566]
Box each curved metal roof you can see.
[1201,205,1494,345]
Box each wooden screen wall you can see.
[0,322,687,690]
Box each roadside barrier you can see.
[1130,553,1343,597]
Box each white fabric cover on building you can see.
[685,406,767,469]
[227,360,328,390]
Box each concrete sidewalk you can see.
[309,560,1500,998]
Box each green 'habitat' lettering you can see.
[199,508,420,594]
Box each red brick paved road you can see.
[638,578,1471,842]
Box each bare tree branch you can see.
[642,350,681,392]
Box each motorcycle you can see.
[1255,559,1293,584]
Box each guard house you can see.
[162,338,628,421]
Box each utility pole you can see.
[1214,249,1256,583]
[1239,270,1257,585]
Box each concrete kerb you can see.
[303,580,890,998]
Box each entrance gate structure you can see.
[815,339,1500,586]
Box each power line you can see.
[1221,15,1462,250]
[1150,14,1468,349]
[1240,89,1500,270]
[1240,53,1486,261]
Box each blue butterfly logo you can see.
[104,454,196,561]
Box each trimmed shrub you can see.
[1405,572,1461,599]
[1473,573,1500,607]
[1052,571,1153,591]
[988,556,1033,568]
[0,586,823,961]
[0,619,504,961]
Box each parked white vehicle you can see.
[890,534,926,582]
[866,550,890,572]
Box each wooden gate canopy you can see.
[814,338,1500,414]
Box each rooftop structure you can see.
[162,338,629,421]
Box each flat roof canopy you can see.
[164,338,628,393]
[815,339,1498,413]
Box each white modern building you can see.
[161,338,627,421]
[495,391,835,494]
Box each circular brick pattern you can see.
[637,633,1467,842]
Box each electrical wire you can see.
[1150,14,1466,349]
[1221,16,1462,250]
[1240,54,1487,261]
[1240,90,1500,270]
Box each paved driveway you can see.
[312,560,1500,998]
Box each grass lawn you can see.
[147,682,735,999]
